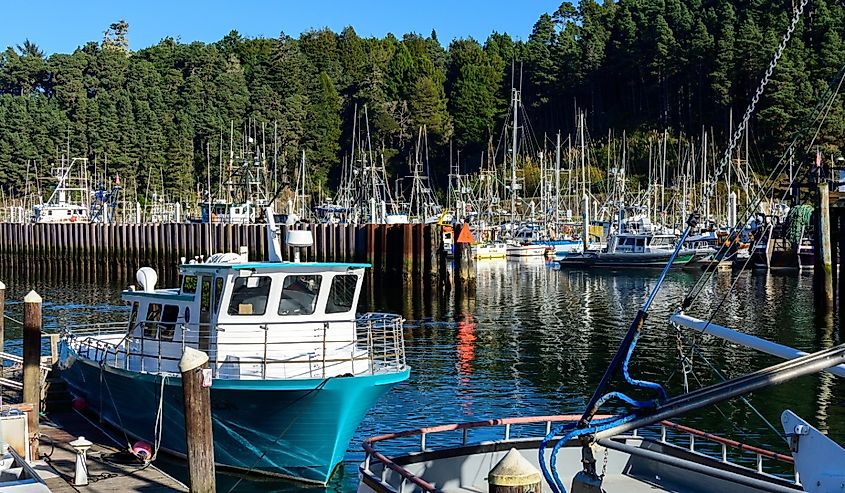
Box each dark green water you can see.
[0,260,842,492]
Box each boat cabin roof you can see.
[180,261,371,273]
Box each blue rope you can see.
[622,332,668,401]
[549,413,639,493]
[540,332,669,492]
[538,417,618,493]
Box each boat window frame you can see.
[159,305,180,341]
[144,303,163,338]
[214,277,225,314]
[128,301,139,333]
[227,275,273,316]
[325,274,358,314]
[278,274,323,316]
[182,275,198,295]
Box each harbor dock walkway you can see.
[35,410,187,493]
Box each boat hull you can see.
[559,251,695,268]
[58,344,409,485]
[506,245,547,257]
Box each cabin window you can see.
[214,277,225,314]
[159,305,180,341]
[128,302,139,332]
[145,304,162,338]
[182,275,198,294]
[228,276,272,316]
[326,275,357,314]
[278,275,322,316]
[635,238,645,248]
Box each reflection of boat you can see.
[58,212,409,485]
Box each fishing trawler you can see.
[56,209,410,485]
[32,157,91,224]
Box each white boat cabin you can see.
[119,259,375,380]
[607,233,676,254]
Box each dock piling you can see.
[454,224,476,290]
[0,280,5,373]
[816,183,834,306]
[488,448,542,493]
[23,290,42,460]
[179,347,216,493]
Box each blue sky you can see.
[3,1,560,55]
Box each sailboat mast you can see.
[555,131,561,229]
[510,88,519,224]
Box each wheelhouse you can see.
[119,261,385,379]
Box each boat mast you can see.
[555,131,561,229]
[510,87,518,226]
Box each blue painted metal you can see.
[58,342,409,485]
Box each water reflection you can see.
[0,260,841,492]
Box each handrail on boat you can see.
[361,414,797,493]
[660,420,794,467]
[63,312,407,379]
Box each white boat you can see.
[473,242,507,259]
[57,209,410,485]
[506,243,548,257]
[32,157,90,224]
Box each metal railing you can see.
[64,313,406,380]
[360,415,798,493]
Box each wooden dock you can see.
[0,222,444,279]
[36,410,187,493]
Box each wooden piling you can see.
[816,183,834,305]
[403,224,414,279]
[23,290,42,460]
[454,224,476,290]
[179,347,215,493]
[488,448,542,493]
[0,281,4,374]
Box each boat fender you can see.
[71,397,87,411]
[131,441,153,461]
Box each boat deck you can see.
[36,410,187,493]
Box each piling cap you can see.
[69,436,92,450]
[23,290,41,304]
[488,448,542,486]
[179,347,209,373]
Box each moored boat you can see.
[56,211,410,485]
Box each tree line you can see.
[0,0,843,203]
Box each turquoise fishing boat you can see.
[57,212,410,485]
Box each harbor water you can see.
[0,259,842,492]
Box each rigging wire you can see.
[539,1,811,491]
[663,56,845,459]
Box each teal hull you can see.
[58,343,409,485]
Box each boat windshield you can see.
[228,276,272,315]
[278,275,322,316]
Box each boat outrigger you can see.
[56,209,410,485]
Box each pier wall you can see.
[0,222,442,278]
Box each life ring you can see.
[70,215,77,223]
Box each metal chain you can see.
[698,0,808,213]
[601,446,609,479]
[673,323,692,393]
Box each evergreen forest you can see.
[0,0,844,202]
